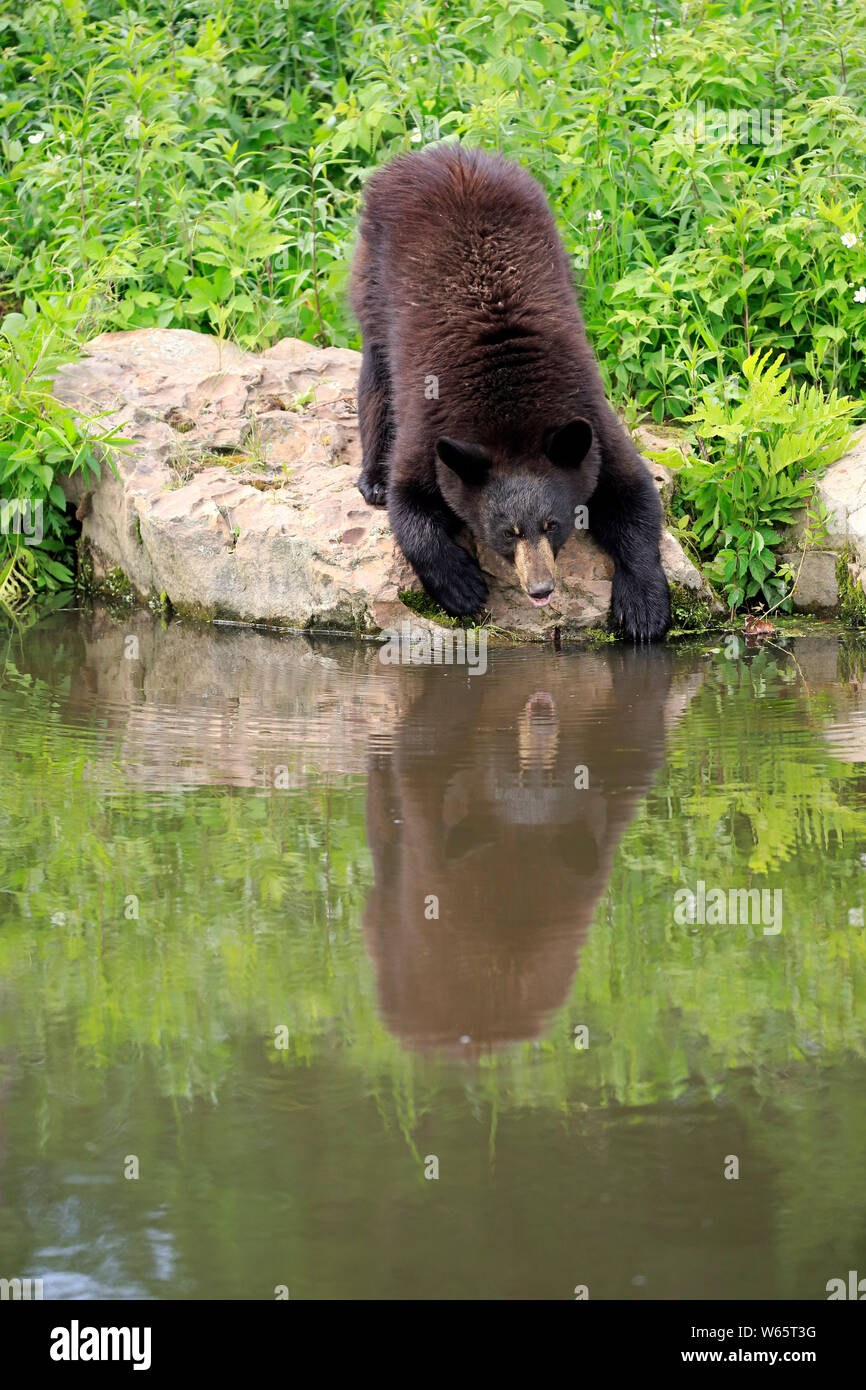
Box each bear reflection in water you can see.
[363,646,698,1055]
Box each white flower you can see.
[587,209,603,224]
[854,285,866,304]
[409,55,418,64]
[410,130,422,143]
[324,114,336,128]
[28,131,44,144]
[841,232,859,248]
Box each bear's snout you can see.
[514,537,556,607]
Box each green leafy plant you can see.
[1,0,865,612]
[667,350,858,612]
[0,286,130,608]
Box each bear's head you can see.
[435,418,596,607]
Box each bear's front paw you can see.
[358,470,388,507]
[427,547,488,617]
[612,564,670,642]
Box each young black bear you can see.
[350,144,670,640]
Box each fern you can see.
[669,351,858,612]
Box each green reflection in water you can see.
[0,610,865,1299]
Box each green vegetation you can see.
[1,619,865,1103]
[2,615,866,1294]
[0,277,130,608]
[837,548,866,626]
[398,586,500,631]
[667,580,717,633]
[658,350,858,612]
[398,587,460,625]
[1,0,865,613]
[579,624,618,647]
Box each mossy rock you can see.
[398,588,467,629]
[837,550,866,626]
[668,582,719,635]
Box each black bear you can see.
[350,144,670,640]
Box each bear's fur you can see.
[350,144,670,640]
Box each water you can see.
[1,609,865,1300]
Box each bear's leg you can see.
[588,427,671,642]
[388,478,488,618]
[357,343,393,507]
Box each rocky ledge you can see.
[55,328,717,637]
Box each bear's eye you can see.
[544,520,559,532]
[503,528,521,541]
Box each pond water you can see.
[1,609,865,1300]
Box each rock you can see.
[55,328,712,639]
[813,429,866,553]
[780,550,840,614]
[814,429,866,614]
[633,421,685,506]
[646,458,674,503]
[782,429,866,614]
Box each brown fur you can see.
[362,648,682,1053]
[350,144,670,639]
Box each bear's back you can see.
[351,145,583,410]
[355,148,572,311]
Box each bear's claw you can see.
[358,472,388,507]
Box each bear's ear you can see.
[544,418,593,469]
[436,438,492,486]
